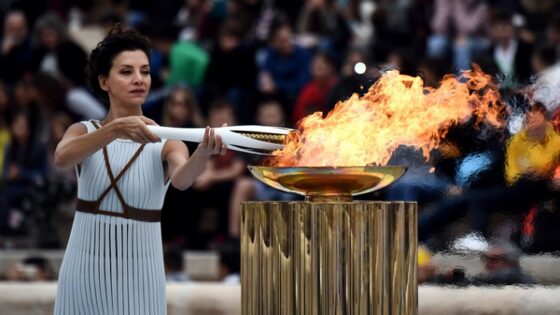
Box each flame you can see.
[268,66,505,167]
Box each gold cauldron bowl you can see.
[248,165,406,202]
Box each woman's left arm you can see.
[163,127,226,191]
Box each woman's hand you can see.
[109,116,161,143]
[194,126,227,158]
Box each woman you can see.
[53,26,225,314]
[161,86,204,128]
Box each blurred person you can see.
[341,0,374,48]
[427,0,490,71]
[218,239,241,284]
[483,10,533,83]
[417,57,450,88]
[382,49,417,75]
[326,48,371,108]
[0,81,12,177]
[161,86,205,128]
[204,20,258,124]
[12,79,35,109]
[419,106,560,247]
[369,0,426,63]
[295,0,351,57]
[518,0,560,40]
[230,0,290,46]
[138,22,179,89]
[258,22,312,111]
[546,14,560,60]
[29,13,105,120]
[175,0,224,43]
[30,12,88,82]
[6,256,56,281]
[0,111,48,236]
[187,99,246,248]
[164,247,190,282]
[291,52,338,124]
[160,86,205,246]
[531,45,558,75]
[53,26,226,314]
[228,98,298,237]
[385,144,453,205]
[0,10,33,85]
[472,242,536,285]
[47,112,77,247]
[166,31,209,89]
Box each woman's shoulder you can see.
[65,121,90,136]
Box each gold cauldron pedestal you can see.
[241,166,417,315]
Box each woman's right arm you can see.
[54,116,160,170]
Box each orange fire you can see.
[268,66,505,167]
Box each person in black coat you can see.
[0,11,33,86]
[29,13,87,86]
[482,10,533,83]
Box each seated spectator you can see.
[483,10,533,83]
[258,22,312,110]
[29,12,106,120]
[291,52,338,125]
[30,13,88,83]
[0,81,12,177]
[427,0,490,71]
[0,11,33,86]
[218,239,241,285]
[545,14,560,60]
[166,36,209,89]
[295,0,351,57]
[161,86,205,128]
[326,47,371,107]
[228,99,298,237]
[160,87,205,247]
[419,106,560,248]
[531,45,558,75]
[6,256,56,281]
[187,100,245,248]
[204,21,258,124]
[0,111,47,236]
[47,112,76,247]
[164,247,190,282]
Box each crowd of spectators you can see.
[0,1,560,286]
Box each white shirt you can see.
[494,39,518,77]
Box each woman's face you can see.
[311,56,333,80]
[40,28,60,50]
[11,114,29,142]
[168,92,191,123]
[0,85,8,111]
[257,102,284,126]
[100,50,151,108]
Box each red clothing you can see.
[291,76,337,124]
[553,108,560,132]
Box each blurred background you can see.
[1,0,560,314]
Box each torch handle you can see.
[147,125,287,154]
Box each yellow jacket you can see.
[0,128,10,176]
[505,123,560,184]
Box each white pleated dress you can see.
[55,120,170,315]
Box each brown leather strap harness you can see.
[75,120,161,222]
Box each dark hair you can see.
[533,45,558,68]
[163,247,184,271]
[208,97,234,114]
[549,13,560,31]
[218,240,240,274]
[86,25,151,104]
[491,10,513,25]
